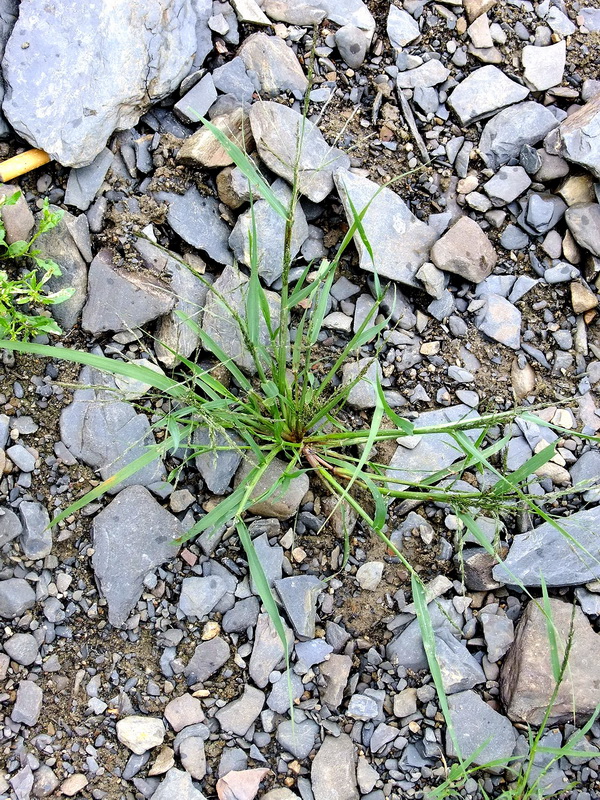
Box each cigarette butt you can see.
[0,149,51,182]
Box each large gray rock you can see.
[229,178,308,286]
[235,457,309,519]
[493,506,600,587]
[430,216,496,284]
[148,768,206,800]
[387,5,420,47]
[60,365,164,492]
[565,203,600,257]
[0,577,36,619]
[179,576,228,619]
[157,188,232,265]
[446,690,517,766]
[479,102,559,170]
[334,169,437,287]
[250,102,350,203]
[396,60,450,90]
[277,718,319,759]
[2,0,198,166]
[311,734,358,800]
[201,265,281,374]
[448,65,529,126]
[82,249,174,336]
[547,93,600,179]
[36,207,88,331]
[91,485,183,627]
[0,1,18,138]
[522,41,566,92]
[475,294,521,350]
[134,239,210,367]
[501,599,600,725]
[311,0,375,39]
[238,32,307,98]
[215,685,265,735]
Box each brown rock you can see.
[511,358,536,399]
[430,216,497,283]
[0,184,34,244]
[177,108,254,169]
[464,0,496,22]
[60,774,88,797]
[571,281,599,313]
[319,654,352,709]
[501,599,600,725]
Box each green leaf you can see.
[6,240,30,258]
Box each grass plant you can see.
[1,102,600,798]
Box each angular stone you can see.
[0,183,34,243]
[238,33,307,98]
[235,457,309,519]
[201,265,281,375]
[0,578,35,619]
[311,734,358,800]
[92,486,183,627]
[267,668,303,713]
[174,73,217,124]
[179,576,228,619]
[3,0,198,166]
[341,358,382,410]
[18,500,51,560]
[178,108,254,169]
[571,282,599,314]
[35,207,88,331]
[475,294,521,349]
[548,93,600,179]
[216,685,265,736]
[193,427,242,495]
[481,612,514,662]
[446,690,517,766]
[435,629,486,694]
[179,737,206,781]
[82,249,174,335]
[164,695,205,732]
[565,203,600,257]
[223,597,260,633]
[11,680,42,726]
[0,507,21,547]
[275,575,324,638]
[387,5,420,47]
[312,0,374,38]
[4,633,39,666]
[150,768,207,800]
[0,1,18,138]
[522,41,566,92]
[483,166,531,207]
[480,101,559,170]
[64,148,113,211]
[229,178,308,285]
[448,65,529,126]
[493,506,600,587]
[334,169,437,287]
[319,654,352,709]
[184,637,230,683]
[334,25,368,69]
[502,599,600,725]
[158,188,232,265]
[249,612,293,688]
[250,102,350,203]
[277,718,319,759]
[396,60,450,89]
[431,216,496,283]
[263,0,326,25]
[60,366,164,493]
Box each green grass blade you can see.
[540,574,561,684]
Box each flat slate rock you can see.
[91,485,183,627]
[250,102,350,203]
[501,599,600,725]
[448,65,529,126]
[60,365,164,493]
[446,690,517,766]
[201,265,281,375]
[334,168,437,287]
[275,575,324,639]
[193,427,243,495]
[311,734,358,800]
[546,87,600,179]
[430,215,496,283]
[151,768,207,800]
[479,101,559,171]
[157,188,232,265]
[0,577,36,619]
[565,202,600,257]
[475,293,522,349]
[81,249,174,336]
[522,40,566,92]
[249,612,293,688]
[184,636,231,683]
[216,685,265,736]
[0,0,18,138]
[229,178,309,286]
[2,0,198,166]
[493,505,600,587]
[238,32,307,98]
[387,5,420,47]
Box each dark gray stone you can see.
[11,680,43,726]
[60,365,164,493]
[174,73,217,124]
[3,0,198,166]
[212,56,255,103]
[18,500,51,560]
[479,102,559,170]
[500,224,529,250]
[446,690,517,766]
[229,178,308,286]
[335,25,369,68]
[184,636,230,683]
[334,168,437,287]
[158,188,232,265]
[82,249,174,336]
[0,578,35,618]
[493,506,600,587]
[91,485,183,627]
[277,718,319,759]
[250,102,350,203]
[64,148,113,211]
[222,596,260,633]
[275,575,324,639]
[179,576,228,619]
[216,685,265,735]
